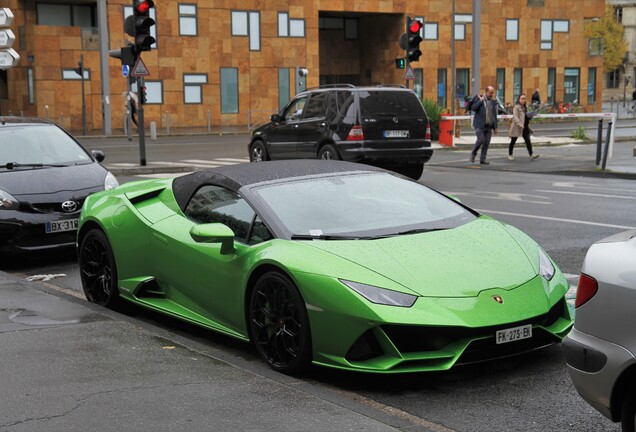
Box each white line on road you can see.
[536,190,636,200]
[181,159,242,166]
[477,209,636,230]
[215,158,250,163]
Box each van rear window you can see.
[359,91,425,117]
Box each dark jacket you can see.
[472,97,499,131]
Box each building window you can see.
[564,68,579,104]
[179,4,197,36]
[437,69,447,108]
[607,69,620,89]
[588,67,596,104]
[232,10,260,50]
[528,0,545,6]
[615,7,623,23]
[124,6,157,48]
[589,38,603,56]
[183,74,207,104]
[506,19,518,41]
[414,69,423,100]
[278,68,290,110]
[220,68,239,114]
[281,13,306,37]
[455,14,473,23]
[454,24,465,40]
[423,23,438,40]
[132,80,163,104]
[553,20,569,32]
[547,67,556,104]
[456,68,470,101]
[27,68,34,105]
[513,68,523,103]
[344,19,358,40]
[36,3,96,27]
[62,69,90,80]
[496,68,506,104]
[540,20,552,50]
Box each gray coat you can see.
[508,104,525,138]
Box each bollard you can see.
[20,111,23,117]
[207,109,211,133]
[247,109,251,131]
[150,121,157,140]
[595,119,603,167]
[601,122,612,170]
[165,112,170,134]
[45,105,49,119]
[8,110,12,116]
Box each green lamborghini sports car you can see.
[77,160,572,374]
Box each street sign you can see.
[0,48,19,70]
[0,29,15,49]
[403,64,416,80]
[131,56,149,77]
[122,64,130,77]
[0,8,14,28]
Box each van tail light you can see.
[347,124,364,141]
[575,273,598,308]
[425,124,431,140]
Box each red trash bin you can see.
[439,116,454,147]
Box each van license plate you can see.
[495,324,532,344]
[384,130,409,138]
[45,219,79,234]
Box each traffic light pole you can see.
[404,16,410,90]
[79,54,87,136]
[136,76,147,166]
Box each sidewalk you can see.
[0,271,427,432]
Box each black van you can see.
[248,85,433,180]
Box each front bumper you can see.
[0,211,79,255]
[563,328,636,421]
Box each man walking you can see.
[470,85,498,165]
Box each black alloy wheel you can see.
[250,140,269,162]
[249,271,311,374]
[79,229,120,308]
[622,386,636,432]
[318,144,340,160]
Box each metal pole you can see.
[80,54,87,136]
[137,76,147,166]
[471,0,481,96]
[207,109,211,132]
[97,0,112,135]
[595,119,603,166]
[404,15,409,90]
[166,112,170,134]
[601,121,612,170]
[451,0,456,115]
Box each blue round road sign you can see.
[122,65,129,77]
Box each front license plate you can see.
[45,219,79,234]
[384,130,409,138]
[495,324,532,345]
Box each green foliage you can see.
[421,98,444,140]
[585,4,628,72]
[570,126,589,141]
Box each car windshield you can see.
[253,172,477,238]
[0,124,92,169]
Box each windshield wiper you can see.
[4,162,69,169]
[393,228,448,236]
[291,234,370,241]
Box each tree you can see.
[584,4,628,72]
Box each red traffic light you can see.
[409,20,422,34]
[135,0,154,14]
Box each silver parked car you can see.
[563,229,636,432]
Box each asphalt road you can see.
[5,151,634,431]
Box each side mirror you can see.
[91,150,105,162]
[270,114,281,123]
[190,223,235,254]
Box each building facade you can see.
[606,0,636,103]
[0,0,605,132]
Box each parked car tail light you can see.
[425,124,431,140]
[575,273,598,308]
[347,124,364,141]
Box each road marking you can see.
[215,158,250,163]
[536,190,636,200]
[448,191,551,204]
[476,209,636,230]
[181,159,245,166]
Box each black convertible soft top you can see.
[171,159,384,212]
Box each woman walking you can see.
[508,94,539,161]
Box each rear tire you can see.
[622,386,636,432]
[79,229,120,308]
[393,162,424,181]
[318,144,341,160]
[250,140,270,162]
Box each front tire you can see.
[248,271,312,374]
[250,140,269,162]
[622,386,636,432]
[79,229,120,308]
[318,144,341,160]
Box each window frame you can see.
[423,22,438,40]
[454,24,466,41]
[587,67,596,105]
[61,69,90,80]
[183,73,208,104]
[178,3,198,36]
[220,67,239,114]
[506,19,519,41]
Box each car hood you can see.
[0,163,107,198]
[302,218,538,298]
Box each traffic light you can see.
[395,58,405,69]
[108,44,136,66]
[140,86,147,104]
[406,18,423,62]
[133,0,155,52]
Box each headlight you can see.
[104,171,119,190]
[538,248,555,281]
[340,280,417,307]
[0,189,19,210]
